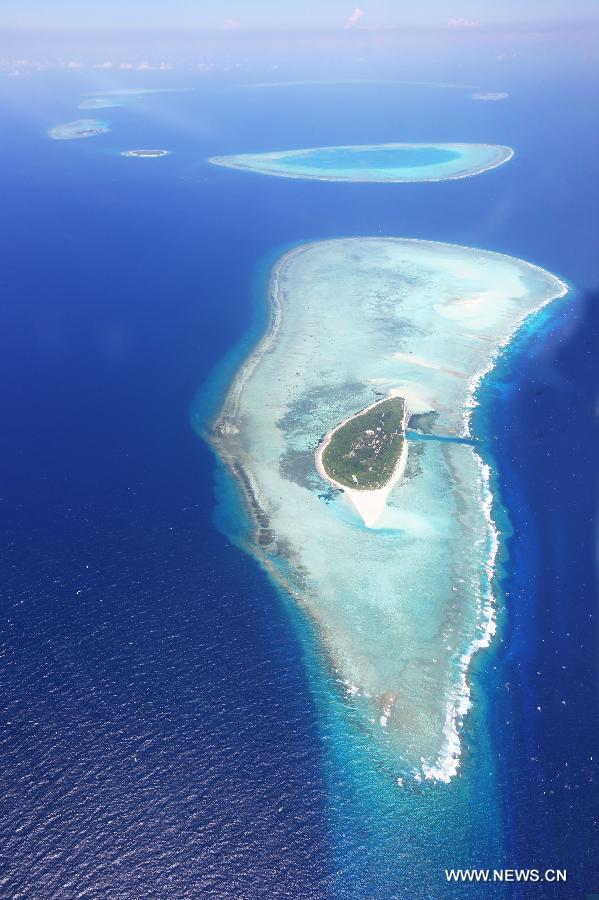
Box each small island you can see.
[121,149,170,158]
[48,119,109,140]
[472,92,509,101]
[320,398,406,490]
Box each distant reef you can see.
[209,142,513,182]
[48,119,109,140]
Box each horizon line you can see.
[1,21,598,36]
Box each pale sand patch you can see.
[435,294,491,319]
[392,352,465,378]
[392,352,444,370]
[374,507,438,535]
[387,385,434,415]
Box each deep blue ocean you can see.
[0,65,597,898]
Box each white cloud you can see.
[345,7,365,29]
[223,18,241,29]
[447,17,481,28]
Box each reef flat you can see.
[48,119,109,140]
[79,88,192,110]
[211,238,566,781]
[209,142,513,182]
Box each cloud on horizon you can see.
[345,7,364,29]
[447,17,481,29]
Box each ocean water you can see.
[0,68,597,898]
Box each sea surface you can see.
[0,68,597,898]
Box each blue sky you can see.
[2,0,596,30]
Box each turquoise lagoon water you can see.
[211,237,567,785]
[276,145,459,170]
[209,142,513,182]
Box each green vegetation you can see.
[321,397,406,491]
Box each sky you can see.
[1,0,597,31]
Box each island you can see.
[209,142,513,182]
[48,119,109,140]
[121,149,170,158]
[206,238,567,783]
[319,398,406,490]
